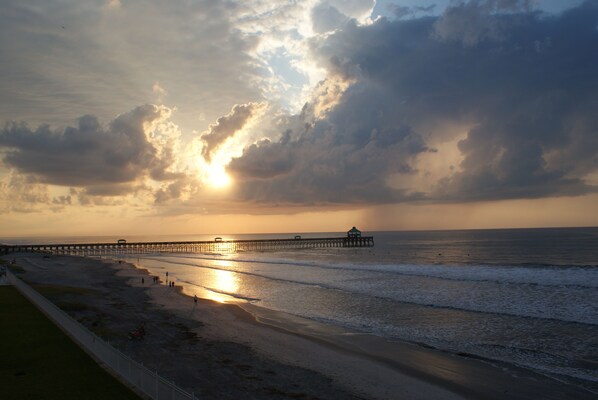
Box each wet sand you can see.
[6,253,596,400]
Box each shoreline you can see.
[6,253,596,400]
[124,259,463,400]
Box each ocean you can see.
[4,227,598,392]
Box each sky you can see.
[1,0,597,237]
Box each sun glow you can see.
[207,164,232,188]
[205,267,239,303]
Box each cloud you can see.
[0,173,50,213]
[104,0,121,11]
[154,178,192,205]
[0,1,267,134]
[2,1,597,217]
[228,1,598,205]
[311,0,376,34]
[312,2,350,34]
[228,135,296,180]
[200,103,262,161]
[152,82,167,100]
[433,0,534,46]
[228,84,432,204]
[0,105,182,196]
[389,4,437,20]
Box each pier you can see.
[0,236,374,256]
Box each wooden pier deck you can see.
[0,236,374,256]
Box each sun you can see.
[195,146,235,189]
[207,164,232,188]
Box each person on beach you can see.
[194,295,197,304]
[141,277,144,285]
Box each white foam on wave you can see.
[218,253,598,289]
[152,254,598,325]
[373,263,598,288]
[178,251,598,289]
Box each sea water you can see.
[4,227,598,391]
[127,228,598,393]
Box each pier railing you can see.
[0,236,374,256]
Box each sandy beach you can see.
[6,253,596,400]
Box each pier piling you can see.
[1,236,374,256]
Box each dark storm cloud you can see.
[229,136,296,180]
[229,0,598,204]
[433,0,534,46]
[389,4,436,19]
[0,105,179,195]
[229,95,432,203]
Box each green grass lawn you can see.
[0,285,141,400]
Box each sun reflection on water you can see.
[204,268,239,303]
